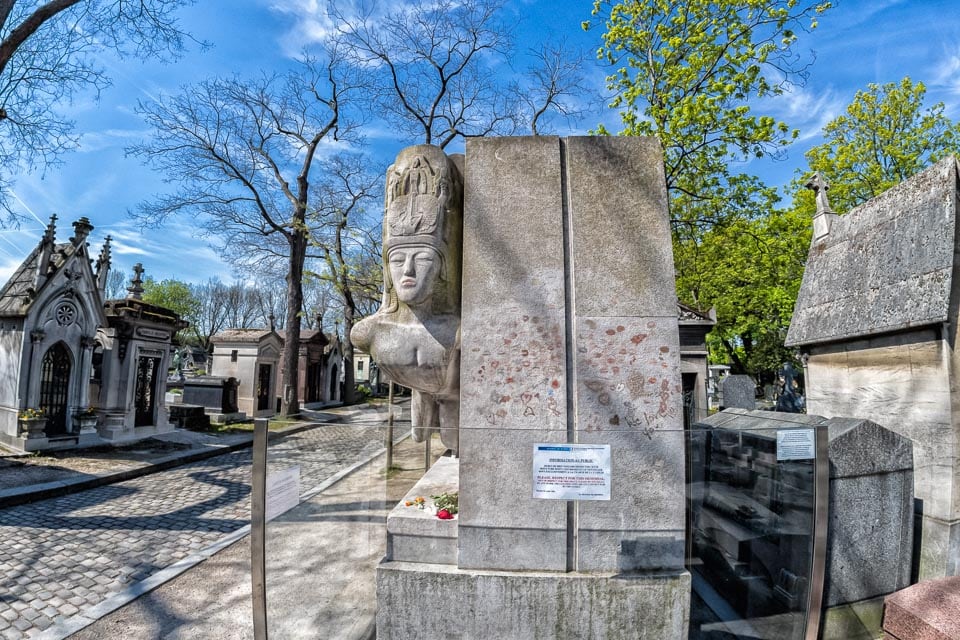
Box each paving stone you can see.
[0,422,386,639]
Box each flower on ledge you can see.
[404,496,426,510]
[436,509,454,520]
[18,408,45,420]
[75,406,97,418]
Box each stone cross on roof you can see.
[127,263,145,300]
[804,172,835,215]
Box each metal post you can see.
[385,382,395,472]
[424,432,431,470]
[251,418,269,640]
[803,424,830,640]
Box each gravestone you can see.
[822,417,914,640]
[722,374,756,409]
[377,136,690,638]
[181,376,244,424]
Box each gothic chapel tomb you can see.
[0,216,185,452]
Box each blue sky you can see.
[2,0,959,287]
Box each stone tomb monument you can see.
[373,137,689,638]
[786,158,960,578]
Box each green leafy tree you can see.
[141,277,199,344]
[588,0,831,229]
[677,205,810,379]
[804,77,960,212]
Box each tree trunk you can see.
[281,229,307,417]
[342,303,356,404]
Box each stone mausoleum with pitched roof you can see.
[0,216,184,452]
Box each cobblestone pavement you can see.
[0,421,394,639]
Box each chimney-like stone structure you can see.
[95,235,112,299]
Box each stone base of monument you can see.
[377,562,690,639]
[378,455,690,639]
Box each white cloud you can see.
[766,86,848,143]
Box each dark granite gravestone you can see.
[722,374,756,409]
[182,376,239,413]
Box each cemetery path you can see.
[0,413,399,640]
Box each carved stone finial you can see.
[43,214,58,244]
[95,235,113,295]
[804,172,839,241]
[70,216,94,246]
[268,313,276,332]
[127,263,145,300]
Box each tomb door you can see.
[328,365,338,402]
[306,363,321,403]
[257,364,271,411]
[134,355,161,427]
[40,342,72,437]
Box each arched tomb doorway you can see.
[40,342,72,436]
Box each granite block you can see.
[721,375,756,410]
[565,136,676,318]
[883,576,960,640]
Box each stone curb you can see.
[0,419,341,509]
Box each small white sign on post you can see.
[532,444,611,501]
[776,429,816,461]
[265,465,301,522]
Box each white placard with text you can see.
[265,465,301,521]
[776,429,816,461]
[532,444,611,501]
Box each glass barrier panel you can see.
[686,416,826,640]
[249,405,825,639]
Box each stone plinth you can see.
[386,456,459,566]
[883,576,960,640]
[377,562,690,640]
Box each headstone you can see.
[722,374,756,409]
[822,417,914,640]
[377,136,690,638]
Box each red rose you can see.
[436,509,453,520]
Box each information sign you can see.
[776,429,816,461]
[265,465,301,521]
[532,444,611,501]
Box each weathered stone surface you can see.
[566,136,675,318]
[803,328,958,578]
[377,562,690,640]
[787,156,959,347]
[721,374,756,410]
[825,416,916,609]
[883,576,960,640]
[459,136,569,571]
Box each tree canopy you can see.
[589,0,832,230]
[803,77,960,213]
[0,0,197,223]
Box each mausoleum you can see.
[787,157,960,578]
[0,216,184,451]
